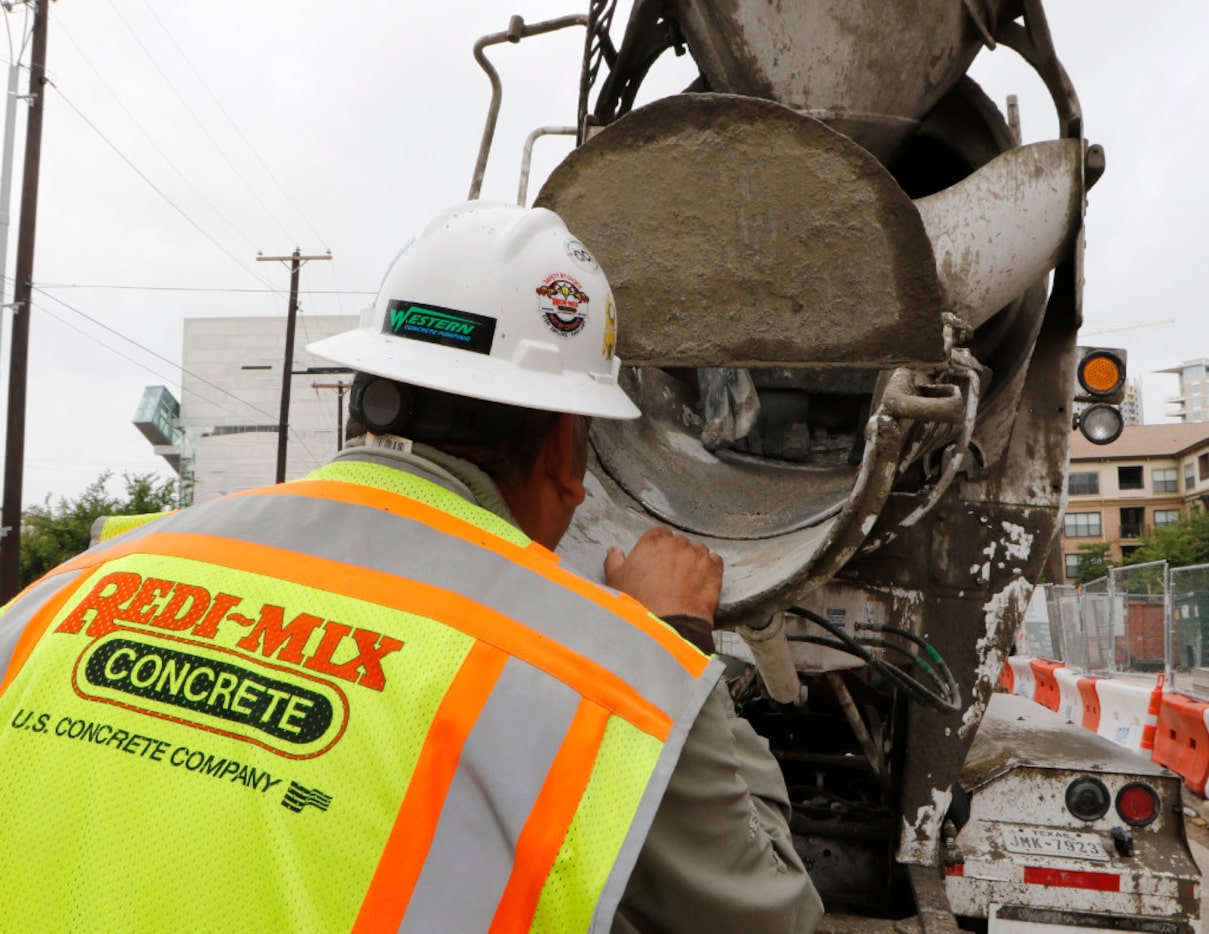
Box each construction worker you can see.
[0,201,822,932]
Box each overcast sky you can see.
[0,0,1204,507]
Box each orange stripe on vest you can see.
[353,641,508,932]
[49,531,674,740]
[491,699,611,933]
[250,480,710,677]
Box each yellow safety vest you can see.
[0,455,722,932]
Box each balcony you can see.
[1119,506,1146,541]
[1120,523,1175,542]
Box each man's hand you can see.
[603,526,723,623]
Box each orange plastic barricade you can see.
[1140,675,1163,753]
[1077,677,1101,732]
[1029,659,1063,712]
[1006,656,1036,701]
[999,661,1013,694]
[1094,678,1153,752]
[1053,666,1084,724]
[1152,692,1209,795]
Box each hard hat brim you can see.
[307,329,641,420]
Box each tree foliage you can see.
[1126,507,1209,569]
[1073,540,1114,584]
[18,472,180,589]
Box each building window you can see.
[1067,471,1100,496]
[1064,512,1102,538]
[1118,466,1144,490]
[1187,462,1197,491]
[1153,468,1178,493]
[1188,365,1206,380]
[1201,453,1209,481]
[1119,507,1144,539]
[1154,509,1180,527]
[1064,554,1080,580]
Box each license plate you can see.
[1001,827,1109,862]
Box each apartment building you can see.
[1120,378,1143,427]
[1057,422,1209,582]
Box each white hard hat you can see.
[308,201,640,419]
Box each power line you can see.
[136,0,330,252]
[46,81,284,293]
[2,1,33,65]
[321,256,349,315]
[33,298,207,401]
[34,296,327,471]
[14,270,340,465]
[31,291,272,423]
[26,459,169,478]
[99,0,300,247]
[30,285,326,468]
[49,7,265,257]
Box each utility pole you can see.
[257,249,330,484]
[312,381,350,453]
[0,0,50,603]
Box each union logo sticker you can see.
[536,274,589,338]
[564,238,599,272]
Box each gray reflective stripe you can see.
[142,489,704,721]
[0,570,85,683]
[89,515,107,548]
[401,658,581,933]
[81,512,171,560]
[29,475,723,929]
[589,660,726,931]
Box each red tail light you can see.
[1115,782,1159,827]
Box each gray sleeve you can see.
[613,679,824,933]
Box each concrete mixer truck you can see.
[467,1,1201,929]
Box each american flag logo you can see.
[282,781,333,814]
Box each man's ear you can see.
[543,412,588,508]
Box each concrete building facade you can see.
[1057,423,1209,583]
[138,314,357,504]
[1120,378,1143,427]
[1160,358,1209,423]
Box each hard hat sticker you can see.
[603,294,617,360]
[536,274,590,338]
[385,299,496,355]
[564,238,599,272]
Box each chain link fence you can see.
[1110,561,1169,677]
[1170,564,1209,682]
[1043,584,1082,669]
[1023,563,1209,693]
[1080,576,1114,675]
